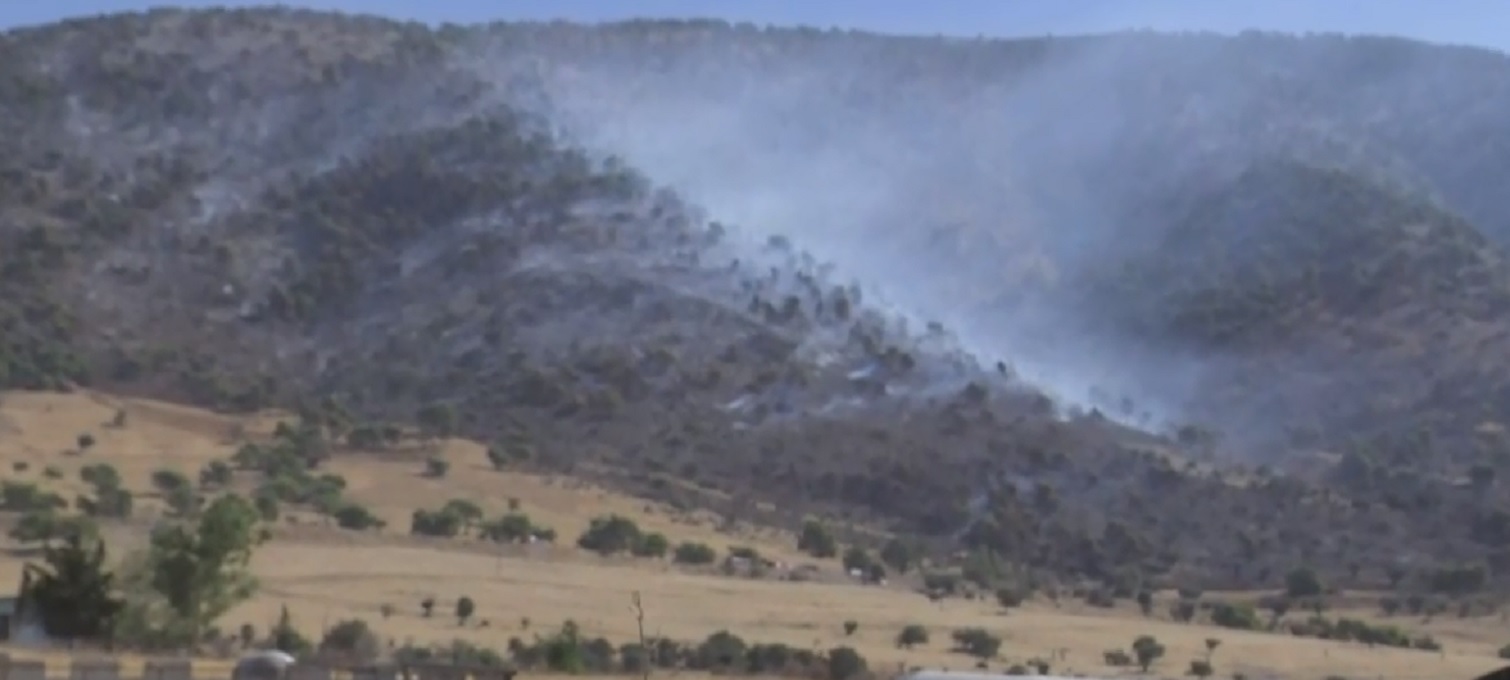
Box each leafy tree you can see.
[416,403,457,441]
[440,498,483,530]
[798,518,837,558]
[334,503,385,531]
[1132,635,1166,672]
[10,509,98,545]
[1,480,66,512]
[673,541,717,565]
[577,514,643,555]
[424,457,450,478]
[481,513,536,542]
[827,646,868,680]
[879,537,916,574]
[21,532,125,641]
[951,628,1001,659]
[79,463,121,490]
[410,508,463,538]
[456,596,475,625]
[148,493,263,640]
[320,618,379,660]
[842,620,858,636]
[271,605,312,655]
[1285,567,1324,598]
[896,624,929,648]
[633,532,669,558]
[199,460,234,488]
[78,486,134,519]
[485,445,509,470]
[151,468,191,495]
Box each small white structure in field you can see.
[232,650,298,680]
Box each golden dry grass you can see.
[2,390,1508,680]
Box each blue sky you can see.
[3,1,1504,52]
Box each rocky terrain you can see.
[5,7,1510,593]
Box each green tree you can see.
[827,646,868,680]
[1285,567,1324,598]
[148,493,263,640]
[634,532,670,558]
[481,513,536,543]
[10,509,98,545]
[798,518,837,558]
[879,538,916,574]
[1132,635,1166,672]
[416,403,457,441]
[951,628,1001,659]
[896,624,929,649]
[673,541,717,565]
[577,514,643,555]
[271,605,312,655]
[21,532,124,642]
[456,596,476,625]
[199,460,234,488]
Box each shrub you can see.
[674,541,717,565]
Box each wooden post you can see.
[631,592,649,680]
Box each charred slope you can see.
[482,22,1510,464]
[0,9,1509,589]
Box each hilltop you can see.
[3,7,1510,595]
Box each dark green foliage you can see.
[673,541,717,565]
[798,519,837,558]
[896,624,929,648]
[951,628,1002,659]
[21,533,125,641]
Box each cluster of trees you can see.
[19,493,266,648]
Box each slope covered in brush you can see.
[2,8,1510,592]
[1075,160,1510,453]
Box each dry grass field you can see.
[2,390,1509,680]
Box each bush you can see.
[1285,567,1323,598]
[951,628,1001,659]
[798,518,837,558]
[896,624,929,648]
[481,513,537,542]
[334,503,384,531]
[634,532,669,558]
[1210,602,1260,630]
[577,514,643,555]
[410,508,463,537]
[826,646,867,680]
[1133,635,1166,671]
[674,541,717,565]
[320,619,380,660]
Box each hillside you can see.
[4,7,1510,594]
[3,392,1510,680]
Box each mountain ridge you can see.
[4,7,1510,593]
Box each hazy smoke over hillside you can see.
[449,33,1253,432]
[443,26,1510,451]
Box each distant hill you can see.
[4,7,1510,591]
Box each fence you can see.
[0,654,518,680]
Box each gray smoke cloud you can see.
[449,22,1490,448]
